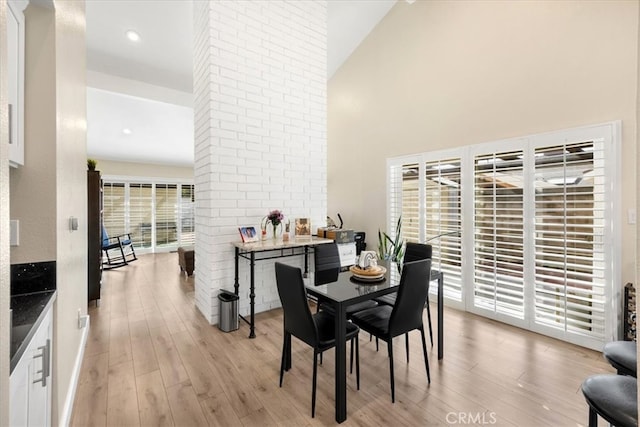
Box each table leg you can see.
[334,303,347,423]
[303,245,309,278]
[234,247,239,296]
[438,271,443,360]
[249,251,256,339]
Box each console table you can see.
[232,237,334,338]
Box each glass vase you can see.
[272,223,281,240]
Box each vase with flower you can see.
[264,209,284,240]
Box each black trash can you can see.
[218,290,239,332]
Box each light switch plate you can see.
[628,209,637,225]
[10,220,19,246]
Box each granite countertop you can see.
[10,291,57,373]
[10,260,57,373]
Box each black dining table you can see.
[302,262,444,423]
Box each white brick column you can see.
[193,0,327,324]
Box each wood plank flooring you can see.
[71,253,614,426]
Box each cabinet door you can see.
[10,307,52,427]
[9,354,29,427]
[7,0,26,167]
[28,311,52,427]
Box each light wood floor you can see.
[71,253,613,426]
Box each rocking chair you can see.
[102,226,137,269]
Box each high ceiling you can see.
[85,0,397,167]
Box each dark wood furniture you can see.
[178,246,195,276]
[87,170,102,304]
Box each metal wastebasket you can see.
[218,290,239,332]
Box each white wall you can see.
[328,0,639,284]
[193,0,327,324]
[0,0,10,423]
[53,1,87,423]
[8,2,87,424]
[94,158,193,180]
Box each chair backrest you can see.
[275,262,318,347]
[101,226,109,247]
[403,242,432,264]
[313,242,340,286]
[389,259,432,337]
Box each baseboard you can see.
[59,314,90,427]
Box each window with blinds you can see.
[533,141,606,340]
[155,184,178,247]
[425,158,463,301]
[386,121,619,350]
[129,183,154,248]
[388,158,464,301]
[102,182,125,237]
[102,179,195,252]
[180,184,196,246]
[473,151,525,319]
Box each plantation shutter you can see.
[179,184,196,246]
[473,150,525,319]
[388,161,420,250]
[424,158,463,301]
[129,183,153,248]
[533,141,606,340]
[102,182,125,237]
[155,184,178,247]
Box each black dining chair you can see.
[603,340,637,377]
[275,262,360,418]
[581,374,637,427]
[350,259,432,403]
[314,242,378,316]
[374,242,434,347]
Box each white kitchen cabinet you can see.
[7,0,27,167]
[10,306,53,427]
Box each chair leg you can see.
[588,406,597,427]
[426,298,434,347]
[319,352,323,365]
[356,336,360,390]
[279,336,286,387]
[118,244,128,265]
[312,350,319,418]
[419,326,431,383]
[405,333,410,363]
[388,339,395,403]
[376,337,379,351]
[350,338,354,374]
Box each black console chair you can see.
[581,374,637,427]
[275,262,360,418]
[350,259,432,403]
[603,340,637,377]
[375,242,434,346]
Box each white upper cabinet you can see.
[7,0,27,167]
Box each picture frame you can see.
[295,218,311,239]
[239,226,259,243]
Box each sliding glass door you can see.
[386,122,619,349]
[102,178,195,253]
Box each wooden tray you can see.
[349,265,387,277]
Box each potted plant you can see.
[378,216,405,267]
[87,158,97,171]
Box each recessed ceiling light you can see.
[125,30,140,42]
[122,128,132,135]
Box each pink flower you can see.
[267,209,284,225]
